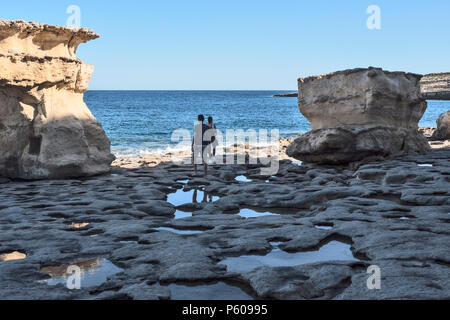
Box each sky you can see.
[2,0,450,90]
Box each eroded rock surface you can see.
[0,20,114,179]
[287,68,431,164]
[432,111,450,141]
[0,147,448,300]
[421,73,450,100]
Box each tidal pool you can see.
[0,251,27,262]
[174,210,193,220]
[314,224,334,230]
[235,176,252,183]
[238,208,280,219]
[154,227,203,235]
[163,282,253,300]
[167,188,219,207]
[41,258,123,287]
[220,241,359,273]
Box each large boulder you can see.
[0,20,115,179]
[431,111,450,140]
[287,67,431,164]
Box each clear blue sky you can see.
[3,0,450,90]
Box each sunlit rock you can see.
[287,67,431,164]
[0,20,114,179]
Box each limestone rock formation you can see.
[432,111,450,140]
[0,20,115,179]
[287,67,431,164]
[421,72,450,100]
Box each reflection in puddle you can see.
[235,176,252,183]
[399,217,410,220]
[167,188,219,206]
[70,222,90,229]
[154,227,203,235]
[41,258,123,288]
[0,251,27,262]
[220,241,359,273]
[292,161,303,166]
[238,208,280,219]
[417,164,433,167]
[174,210,193,220]
[315,224,333,230]
[177,180,189,184]
[163,282,253,300]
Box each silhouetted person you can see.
[192,114,209,177]
[208,116,218,161]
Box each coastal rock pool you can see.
[0,251,27,262]
[219,241,359,273]
[160,282,253,300]
[41,258,123,288]
[237,208,280,219]
[153,227,204,235]
[235,176,252,183]
[167,188,219,207]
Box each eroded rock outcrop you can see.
[0,20,114,179]
[287,67,431,164]
[432,111,450,140]
[421,73,450,100]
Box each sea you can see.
[85,91,450,157]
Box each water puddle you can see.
[314,224,334,230]
[162,282,253,300]
[177,180,189,184]
[417,164,433,167]
[0,251,27,262]
[154,227,203,235]
[238,208,280,219]
[174,210,193,220]
[292,161,303,166]
[41,258,123,288]
[220,241,359,273]
[399,217,410,220]
[235,176,252,183]
[167,188,219,207]
[70,222,90,229]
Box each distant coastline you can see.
[273,72,450,100]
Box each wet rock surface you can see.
[0,148,449,300]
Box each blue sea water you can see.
[85,91,449,157]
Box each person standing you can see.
[192,114,209,177]
[207,116,218,162]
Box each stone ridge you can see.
[298,67,423,84]
[0,19,99,41]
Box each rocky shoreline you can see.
[0,138,449,300]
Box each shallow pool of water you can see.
[238,208,280,219]
[164,282,253,300]
[314,224,333,230]
[154,227,203,235]
[417,164,433,167]
[174,210,193,220]
[167,188,219,206]
[41,258,123,288]
[292,161,303,166]
[0,251,27,262]
[235,176,252,183]
[220,241,359,273]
